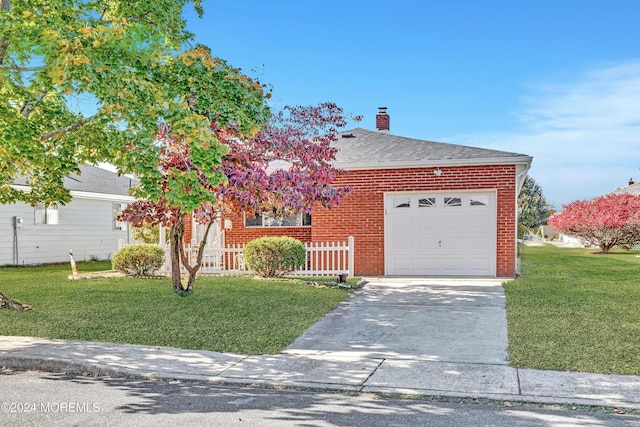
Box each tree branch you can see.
[0,64,46,72]
[0,290,34,311]
[128,13,156,25]
[101,12,156,26]
[39,115,95,141]
[0,38,7,66]
[20,91,48,120]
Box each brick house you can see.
[189,108,532,278]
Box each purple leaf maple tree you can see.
[120,102,359,294]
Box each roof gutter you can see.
[338,156,533,171]
[70,191,136,202]
[10,185,136,202]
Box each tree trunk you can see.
[0,291,33,311]
[599,234,615,254]
[169,219,186,294]
[184,272,196,294]
[600,243,614,254]
[180,221,214,294]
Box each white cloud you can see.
[454,61,640,208]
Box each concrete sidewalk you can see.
[1,335,639,410]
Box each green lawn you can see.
[4,248,640,374]
[0,262,352,354]
[504,244,640,375]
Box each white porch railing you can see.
[160,236,354,278]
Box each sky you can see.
[181,0,640,208]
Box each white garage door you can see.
[385,192,496,276]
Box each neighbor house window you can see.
[34,203,59,225]
[244,212,312,227]
[113,203,128,231]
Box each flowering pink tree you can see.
[548,194,640,253]
[121,102,358,294]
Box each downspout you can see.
[514,160,533,276]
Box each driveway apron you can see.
[285,277,510,365]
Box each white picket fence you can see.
[160,236,354,278]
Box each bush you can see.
[244,236,306,277]
[112,244,165,277]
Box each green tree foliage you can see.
[518,176,550,230]
[1,1,270,297]
[131,223,161,245]
[0,0,269,207]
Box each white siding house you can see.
[1,165,137,265]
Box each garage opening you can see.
[384,191,496,276]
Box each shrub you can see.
[244,236,306,277]
[112,244,165,276]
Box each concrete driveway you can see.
[285,277,510,365]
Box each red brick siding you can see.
[183,217,193,243]
[225,165,518,277]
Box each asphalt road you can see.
[1,371,638,426]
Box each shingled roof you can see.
[13,165,137,197]
[332,128,531,170]
[611,182,640,196]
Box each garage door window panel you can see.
[418,197,436,208]
[470,196,489,207]
[393,198,411,208]
[444,197,462,207]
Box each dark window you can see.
[244,213,312,227]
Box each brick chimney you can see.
[376,107,390,133]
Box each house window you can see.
[34,203,59,225]
[113,203,128,231]
[244,212,312,227]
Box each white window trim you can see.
[35,203,59,225]
[113,203,128,231]
[244,212,312,228]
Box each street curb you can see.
[2,354,639,412]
